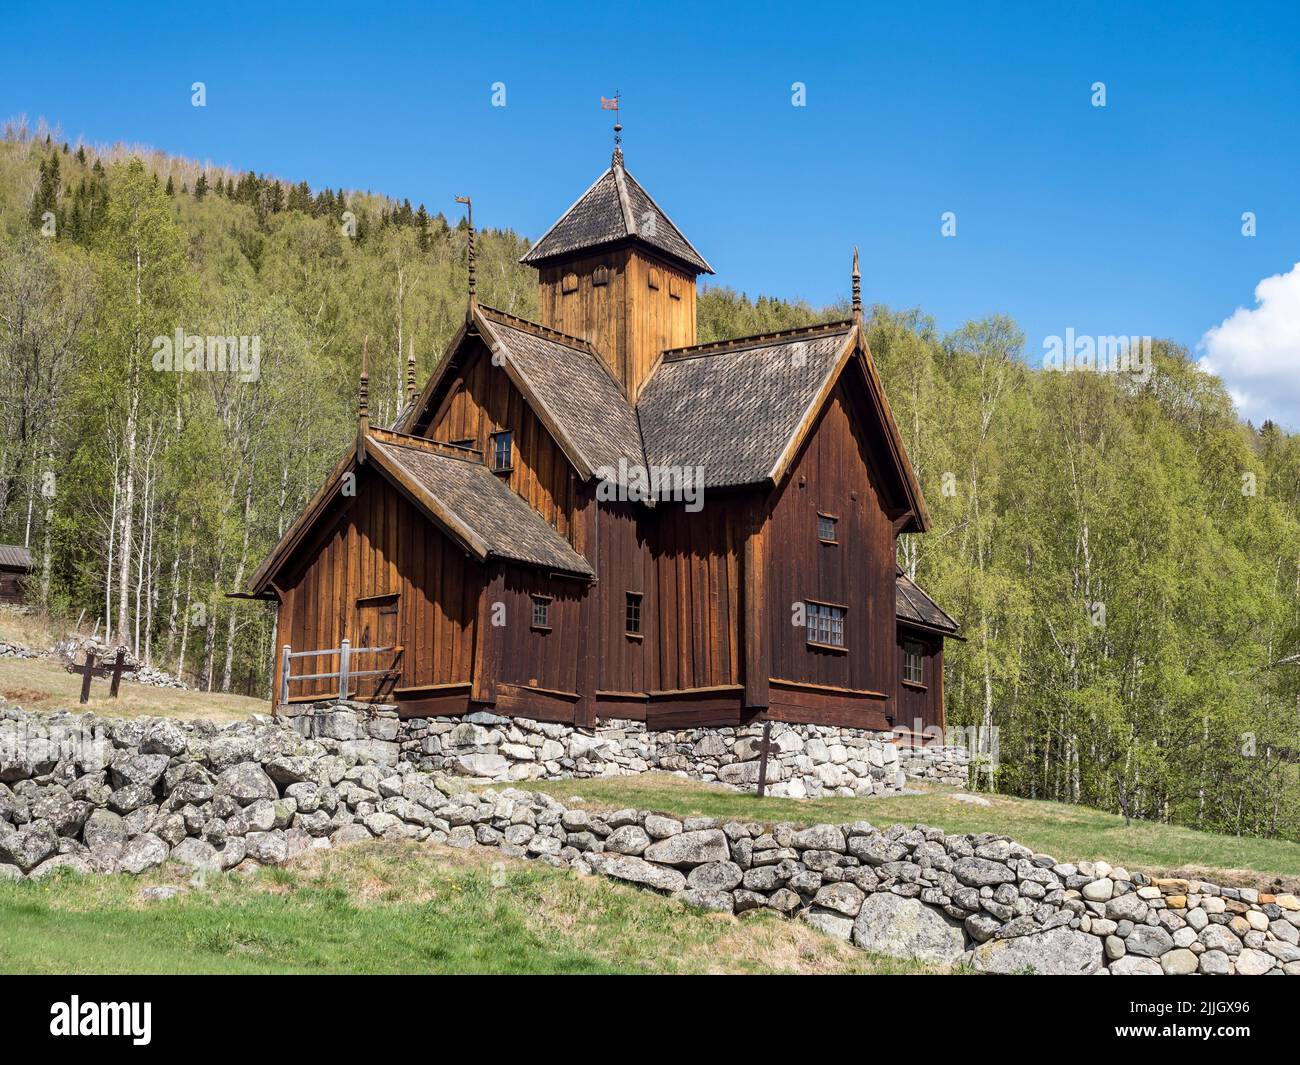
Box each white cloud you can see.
[1199,263,1300,430]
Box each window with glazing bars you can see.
[491,431,513,471]
[903,640,924,684]
[531,595,551,629]
[806,601,845,647]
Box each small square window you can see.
[491,431,513,472]
[817,514,838,543]
[531,595,551,629]
[806,601,846,648]
[903,640,924,685]
[625,592,643,635]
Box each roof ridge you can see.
[619,165,714,274]
[367,428,482,463]
[661,319,854,362]
[476,304,597,351]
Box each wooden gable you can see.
[422,334,584,550]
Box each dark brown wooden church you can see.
[247,143,959,735]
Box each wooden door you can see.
[355,594,399,699]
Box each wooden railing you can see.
[278,640,403,706]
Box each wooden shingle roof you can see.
[368,436,594,577]
[636,322,856,491]
[0,545,31,570]
[476,307,646,477]
[896,567,960,636]
[520,160,712,275]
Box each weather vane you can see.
[602,90,622,163]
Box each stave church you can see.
[246,133,959,736]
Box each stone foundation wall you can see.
[1,703,1294,975]
[280,700,970,795]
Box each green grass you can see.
[0,655,264,722]
[516,774,1300,889]
[0,840,943,975]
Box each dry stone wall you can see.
[281,700,970,795]
[2,703,1295,975]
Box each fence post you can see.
[279,644,291,708]
[338,638,351,702]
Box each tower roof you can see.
[520,158,713,274]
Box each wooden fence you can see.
[278,640,402,706]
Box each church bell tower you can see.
[520,134,713,403]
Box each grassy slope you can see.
[0,840,944,975]
[0,655,267,722]
[518,774,1300,889]
[0,603,263,722]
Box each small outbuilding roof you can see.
[0,545,32,570]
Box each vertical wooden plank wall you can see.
[764,379,899,716]
[428,343,580,548]
[277,471,481,701]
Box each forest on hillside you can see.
[1,119,1297,842]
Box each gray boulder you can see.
[1125,924,1175,958]
[109,752,170,789]
[245,831,289,864]
[588,853,686,894]
[952,856,1016,887]
[643,829,730,868]
[852,891,966,966]
[119,833,170,875]
[679,888,734,913]
[811,881,866,917]
[216,762,279,804]
[604,825,651,855]
[971,926,1104,975]
[0,823,57,872]
[802,906,854,941]
[170,837,221,872]
[140,719,188,757]
[687,861,744,892]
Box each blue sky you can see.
[5,1,1299,425]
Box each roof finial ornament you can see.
[357,334,370,460]
[455,195,476,321]
[405,336,417,404]
[851,246,862,326]
[602,91,623,166]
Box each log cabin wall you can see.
[275,469,481,704]
[764,378,899,729]
[536,247,697,403]
[893,628,945,734]
[0,568,25,603]
[425,341,582,550]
